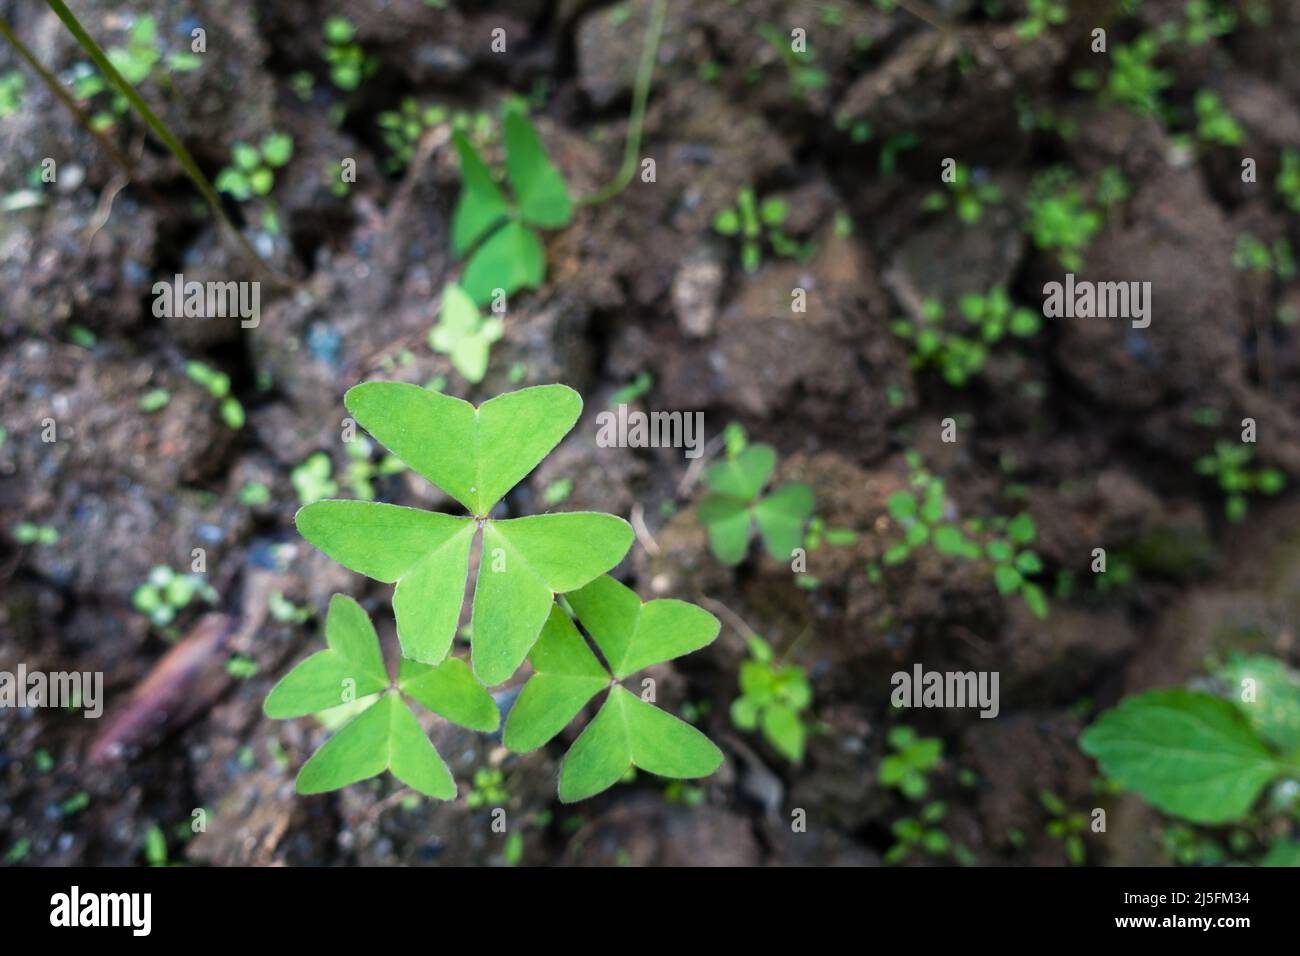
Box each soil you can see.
[2,0,1299,867]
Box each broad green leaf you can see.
[1080,690,1282,824]
[697,493,751,565]
[472,513,633,685]
[1218,655,1300,751]
[503,606,610,752]
[566,574,720,679]
[264,594,390,718]
[461,220,545,306]
[753,482,814,561]
[704,444,775,501]
[762,702,806,762]
[296,693,456,799]
[344,382,582,516]
[399,656,500,732]
[296,500,474,663]
[504,110,572,228]
[451,131,510,256]
[558,686,723,802]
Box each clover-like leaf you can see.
[704,444,775,502]
[430,283,504,383]
[1080,689,1283,824]
[297,383,633,683]
[461,219,545,306]
[564,574,719,679]
[297,692,456,799]
[451,131,510,257]
[752,482,814,561]
[398,656,500,733]
[696,493,751,565]
[559,686,723,803]
[504,109,572,229]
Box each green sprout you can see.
[712,187,811,272]
[1072,34,1172,117]
[1166,0,1236,46]
[0,69,24,117]
[697,425,814,565]
[1194,440,1284,522]
[1014,0,1067,40]
[885,800,953,865]
[879,725,942,799]
[1081,655,1300,825]
[755,23,828,98]
[185,360,245,429]
[268,591,312,624]
[132,564,218,627]
[1193,90,1244,146]
[377,98,448,171]
[429,283,504,384]
[214,133,293,202]
[921,164,1004,225]
[465,767,508,809]
[450,107,572,305]
[1023,167,1102,271]
[1039,790,1087,865]
[139,388,170,413]
[985,513,1049,620]
[1276,149,1300,213]
[502,577,722,802]
[14,522,59,546]
[344,437,405,501]
[292,452,337,505]
[890,291,1038,388]
[730,635,813,763]
[322,17,377,91]
[1233,233,1295,280]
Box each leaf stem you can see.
[574,0,667,207]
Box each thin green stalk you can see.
[39,0,293,286]
[575,0,667,207]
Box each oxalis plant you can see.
[267,382,725,801]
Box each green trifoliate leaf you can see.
[1080,689,1283,824]
[566,574,719,679]
[430,283,503,383]
[472,514,633,685]
[295,501,474,663]
[704,444,775,501]
[264,594,391,718]
[503,109,572,229]
[558,686,723,803]
[503,605,610,752]
[398,656,500,733]
[297,692,456,799]
[343,381,581,516]
[752,482,814,561]
[697,493,752,565]
[450,130,510,257]
[460,219,545,305]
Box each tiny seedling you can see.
[186,360,245,429]
[1194,440,1284,522]
[292,452,337,505]
[755,23,828,99]
[450,107,572,305]
[985,513,1049,619]
[1013,0,1067,40]
[884,458,979,564]
[891,290,1038,387]
[884,800,952,864]
[132,565,217,627]
[503,576,722,801]
[1081,656,1300,824]
[697,426,814,565]
[1232,233,1295,280]
[264,595,499,798]
[295,382,633,686]
[921,164,1004,225]
[879,725,942,799]
[344,437,405,501]
[1170,0,1236,46]
[0,69,23,117]
[322,17,377,91]
[730,634,813,763]
[465,767,507,809]
[712,187,811,273]
[429,283,504,384]
[139,388,170,413]
[1023,167,1102,271]
[377,98,448,171]
[1276,149,1300,213]
[1039,790,1087,865]
[1193,90,1244,146]
[214,133,293,202]
[1071,34,1171,118]
[14,522,58,546]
